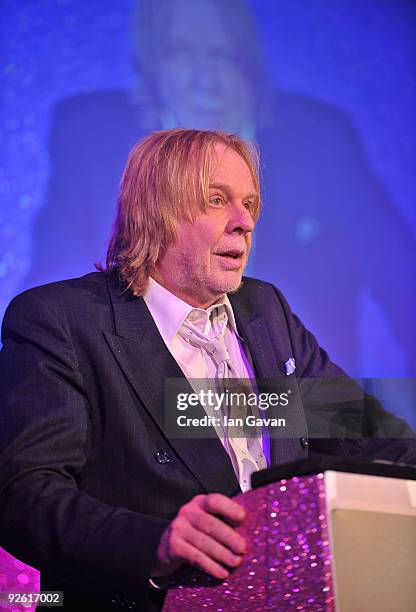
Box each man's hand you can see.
[152,493,247,580]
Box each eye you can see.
[243,200,254,212]
[209,195,225,207]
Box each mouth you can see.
[214,249,246,269]
[215,248,245,259]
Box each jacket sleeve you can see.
[0,290,169,599]
[269,283,416,466]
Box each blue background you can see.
[2,0,415,424]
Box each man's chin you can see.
[212,272,244,295]
[227,278,244,296]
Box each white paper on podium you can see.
[323,471,416,612]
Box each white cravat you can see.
[143,278,269,492]
[178,305,267,491]
[178,307,232,379]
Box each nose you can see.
[190,51,221,93]
[226,201,255,235]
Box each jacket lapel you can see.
[104,276,240,496]
[229,290,309,467]
[229,298,283,379]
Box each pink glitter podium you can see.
[163,458,416,612]
[0,459,415,611]
[0,548,39,611]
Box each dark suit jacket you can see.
[0,272,414,609]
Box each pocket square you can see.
[284,357,296,376]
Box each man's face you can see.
[154,143,257,308]
[156,0,253,133]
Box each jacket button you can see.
[155,451,170,464]
[300,437,309,449]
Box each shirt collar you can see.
[143,277,240,348]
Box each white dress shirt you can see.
[143,277,269,492]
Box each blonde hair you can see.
[102,128,260,295]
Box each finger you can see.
[189,508,247,555]
[172,537,231,580]
[199,493,246,523]
[182,523,245,569]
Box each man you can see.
[0,129,414,611]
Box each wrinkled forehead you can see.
[203,142,259,216]
[208,142,247,174]
[210,142,257,187]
